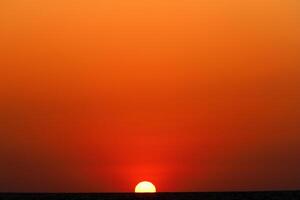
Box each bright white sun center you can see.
[135,181,156,193]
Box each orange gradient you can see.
[0,0,300,192]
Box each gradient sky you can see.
[0,0,300,192]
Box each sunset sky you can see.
[0,0,300,192]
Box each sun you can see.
[135,181,156,193]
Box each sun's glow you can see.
[135,181,156,193]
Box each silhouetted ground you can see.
[1,191,300,200]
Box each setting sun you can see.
[135,181,156,193]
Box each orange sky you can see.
[0,0,300,192]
